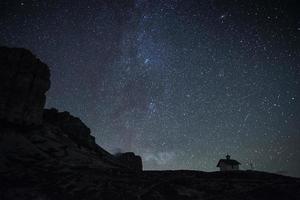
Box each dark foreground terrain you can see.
[0,47,299,200]
[2,162,300,200]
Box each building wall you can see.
[219,163,239,171]
[232,165,239,170]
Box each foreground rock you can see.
[115,152,143,171]
[0,47,299,200]
[0,47,50,125]
[43,108,99,151]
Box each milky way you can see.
[1,0,299,176]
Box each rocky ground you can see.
[0,46,299,200]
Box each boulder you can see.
[43,108,97,150]
[115,152,143,171]
[0,47,50,125]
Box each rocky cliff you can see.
[0,46,141,174]
[0,47,50,125]
[43,108,99,151]
[0,47,299,200]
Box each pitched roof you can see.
[217,159,241,167]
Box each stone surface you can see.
[0,47,50,125]
[43,108,97,150]
[115,152,143,171]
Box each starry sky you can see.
[1,0,299,176]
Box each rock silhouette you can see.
[115,152,143,171]
[43,108,98,151]
[0,47,299,200]
[0,47,50,125]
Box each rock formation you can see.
[115,152,143,171]
[0,47,50,125]
[43,108,98,151]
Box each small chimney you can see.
[226,155,230,160]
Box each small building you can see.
[216,155,241,171]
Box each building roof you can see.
[216,159,241,167]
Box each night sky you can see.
[1,0,299,176]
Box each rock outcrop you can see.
[0,46,141,171]
[115,152,143,171]
[43,108,98,151]
[0,47,50,125]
